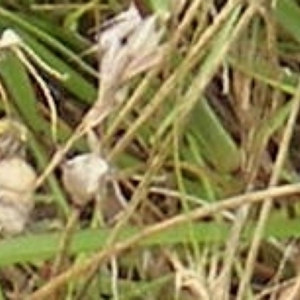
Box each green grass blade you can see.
[188,98,240,172]
[275,0,300,44]
[0,213,299,267]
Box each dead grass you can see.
[1,1,300,299]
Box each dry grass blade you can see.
[28,182,300,299]
[237,80,300,299]
[1,1,300,299]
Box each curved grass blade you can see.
[0,50,69,214]
[0,7,96,78]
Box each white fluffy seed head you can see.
[0,157,36,235]
[62,153,109,206]
[0,191,33,235]
[0,29,22,48]
[0,157,36,193]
